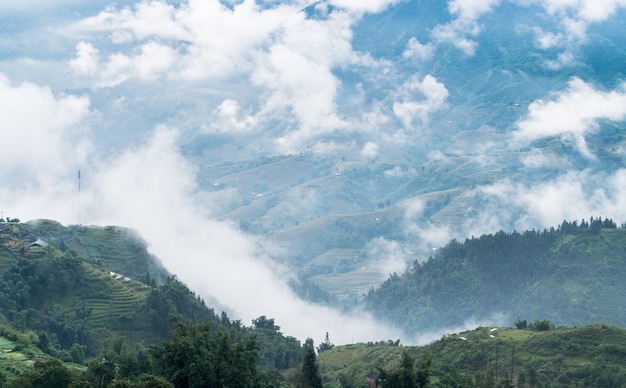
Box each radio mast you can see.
[78,170,82,226]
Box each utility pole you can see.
[511,345,515,383]
[495,344,499,382]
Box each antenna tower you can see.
[78,170,82,226]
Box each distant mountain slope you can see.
[364,218,626,335]
[184,0,626,302]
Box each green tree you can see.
[253,315,303,371]
[109,374,174,388]
[316,332,333,353]
[528,319,554,331]
[84,357,118,388]
[378,351,430,388]
[10,358,74,388]
[70,343,86,364]
[150,317,259,388]
[300,338,322,388]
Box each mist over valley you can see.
[2,0,626,349]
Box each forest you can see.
[365,217,626,334]
[0,220,307,386]
[3,219,626,387]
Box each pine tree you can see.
[301,338,322,388]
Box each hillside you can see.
[0,220,176,349]
[364,218,626,337]
[0,219,311,386]
[179,0,626,303]
[317,323,626,387]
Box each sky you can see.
[2,0,626,345]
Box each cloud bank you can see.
[0,74,404,345]
[514,78,626,158]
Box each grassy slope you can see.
[32,221,170,285]
[317,324,626,387]
[0,335,49,381]
[0,221,174,354]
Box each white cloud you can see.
[514,78,626,157]
[474,169,626,231]
[431,0,501,56]
[0,74,91,185]
[528,17,587,63]
[330,0,403,13]
[76,1,189,43]
[544,51,577,70]
[94,41,178,86]
[361,141,379,158]
[533,28,564,49]
[0,82,405,344]
[432,22,480,56]
[86,126,405,345]
[403,37,435,61]
[402,197,454,250]
[208,99,258,133]
[72,0,381,149]
[365,237,409,277]
[74,0,298,82]
[524,0,626,50]
[449,0,501,20]
[520,148,573,169]
[428,150,448,162]
[404,198,426,221]
[69,42,100,77]
[393,74,449,129]
[254,43,345,150]
[562,16,587,40]
[384,165,416,179]
[541,0,626,22]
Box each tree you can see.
[109,374,174,388]
[84,357,118,388]
[397,351,418,388]
[377,351,431,388]
[528,319,553,331]
[416,352,432,387]
[316,332,334,353]
[150,317,259,388]
[11,358,74,388]
[300,338,322,388]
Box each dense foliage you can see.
[365,217,626,333]
[0,220,305,386]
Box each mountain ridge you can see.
[365,217,626,337]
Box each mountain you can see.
[180,1,626,302]
[0,219,304,380]
[3,0,626,343]
[364,218,626,337]
[0,219,215,353]
[5,217,626,387]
